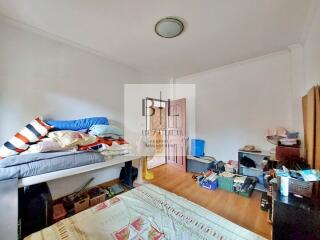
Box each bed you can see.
[25,184,265,240]
[0,151,105,181]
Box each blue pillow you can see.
[46,117,108,131]
[89,124,123,136]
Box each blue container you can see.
[191,139,205,157]
[200,179,218,191]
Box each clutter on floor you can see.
[59,182,127,217]
[196,170,218,190]
[195,169,258,198]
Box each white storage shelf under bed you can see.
[18,155,141,188]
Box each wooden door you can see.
[166,98,186,171]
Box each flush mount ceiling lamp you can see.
[155,17,184,38]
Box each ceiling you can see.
[0,0,312,77]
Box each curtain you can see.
[302,85,320,170]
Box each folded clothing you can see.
[279,138,298,146]
[0,117,53,159]
[100,149,129,157]
[21,138,77,154]
[89,124,123,137]
[46,117,108,131]
[48,131,97,147]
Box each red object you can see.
[53,203,66,222]
[275,146,300,166]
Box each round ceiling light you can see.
[155,17,184,38]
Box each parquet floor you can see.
[148,164,271,239]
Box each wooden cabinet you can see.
[272,191,320,240]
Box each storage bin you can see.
[73,193,90,213]
[187,156,215,173]
[87,187,107,207]
[289,178,313,198]
[218,175,234,192]
[191,139,205,157]
[200,179,218,191]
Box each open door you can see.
[166,98,186,171]
[148,105,166,169]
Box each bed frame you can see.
[18,154,139,187]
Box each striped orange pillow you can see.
[0,117,53,159]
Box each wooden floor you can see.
[148,164,271,239]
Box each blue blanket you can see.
[0,151,105,181]
[46,117,108,131]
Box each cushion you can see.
[46,117,108,131]
[89,124,123,137]
[0,117,53,159]
[48,131,97,147]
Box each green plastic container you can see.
[218,175,234,192]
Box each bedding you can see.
[48,131,97,147]
[0,151,104,181]
[89,124,123,137]
[78,137,128,151]
[46,117,109,131]
[0,117,53,159]
[21,138,76,154]
[25,184,265,240]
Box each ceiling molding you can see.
[0,13,140,73]
[177,50,290,82]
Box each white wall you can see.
[176,51,293,161]
[304,3,320,89]
[0,18,141,199]
[0,19,141,143]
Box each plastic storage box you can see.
[187,156,215,173]
[218,175,234,192]
[191,139,205,157]
[200,179,218,191]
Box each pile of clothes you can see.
[233,175,257,194]
[0,117,130,160]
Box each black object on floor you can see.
[260,192,269,211]
[210,161,225,173]
[119,163,137,186]
[20,183,53,238]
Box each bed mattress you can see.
[25,184,265,240]
[0,151,105,181]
